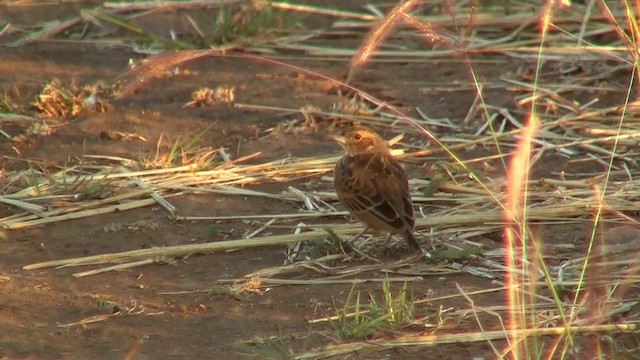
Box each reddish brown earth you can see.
[1,2,638,360]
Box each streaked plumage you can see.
[333,126,421,252]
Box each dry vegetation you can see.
[1,0,640,359]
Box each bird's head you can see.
[333,126,389,156]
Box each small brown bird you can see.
[333,126,421,253]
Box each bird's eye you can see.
[353,133,362,140]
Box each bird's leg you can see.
[381,233,398,256]
[345,225,380,262]
[348,225,371,247]
[384,233,393,247]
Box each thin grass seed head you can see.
[184,86,235,108]
[332,96,374,117]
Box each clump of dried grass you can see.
[183,86,236,108]
[32,79,111,119]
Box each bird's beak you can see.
[332,135,346,144]
[332,135,348,151]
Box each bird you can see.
[333,126,421,253]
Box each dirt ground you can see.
[1,1,639,360]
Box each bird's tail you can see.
[403,231,422,253]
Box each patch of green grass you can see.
[233,330,322,360]
[208,1,303,46]
[80,9,193,51]
[18,162,117,200]
[77,1,303,50]
[0,89,17,114]
[330,277,424,340]
[53,171,117,200]
[234,335,296,360]
[430,245,483,262]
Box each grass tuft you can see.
[209,0,303,46]
[330,278,426,340]
[233,334,296,360]
[0,88,18,114]
[138,125,217,170]
[31,79,111,119]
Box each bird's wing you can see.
[372,155,414,229]
[380,156,415,229]
[336,154,410,231]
